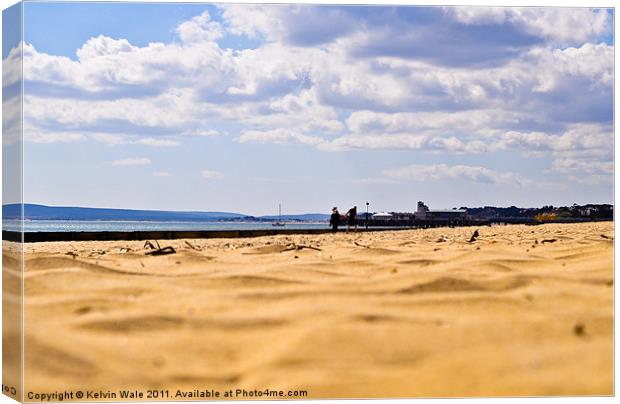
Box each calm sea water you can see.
[3,220,330,233]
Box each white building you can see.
[414,201,467,221]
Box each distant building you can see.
[579,207,597,217]
[414,201,467,221]
[372,212,393,219]
[389,212,415,221]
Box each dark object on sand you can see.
[541,239,557,244]
[601,234,611,239]
[468,230,480,243]
[184,240,201,250]
[283,242,322,252]
[573,323,586,337]
[144,240,176,256]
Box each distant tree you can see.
[535,212,557,222]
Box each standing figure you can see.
[330,207,340,232]
[346,206,358,232]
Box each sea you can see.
[3,219,331,233]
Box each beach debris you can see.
[573,323,586,337]
[354,241,370,248]
[436,236,447,243]
[144,240,176,256]
[75,306,93,315]
[601,234,612,239]
[87,250,106,258]
[541,239,557,244]
[283,242,322,252]
[184,240,201,251]
[468,230,480,243]
[147,247,176,256]
[144,241,157,250]
[65,251,78,259]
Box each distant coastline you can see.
[1,202,613,236]
[2,204,330,222]
[2,203,613,223]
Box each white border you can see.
[0,1,616,404]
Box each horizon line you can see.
[1,201,614,218]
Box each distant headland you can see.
[1,203,613,223]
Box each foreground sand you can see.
[14,222,614,398]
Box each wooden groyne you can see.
[3,218,609,243]
[4,228,402,243]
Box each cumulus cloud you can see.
[449,7,611,46]
[495,124,611,153]
[237,128,325,147]
[109,158,151,166]
[176,11,224,43]
[220,4,284,40]
[76,35,136,61]
[551,158,613,175]
[187,129,223,137]
[381,164,527,186]
[25,130,86,144]
[153,171,172,177]
[219,5,610,66]
[201,169,223,179]
[135,138,180,147]
[8,5,613,190]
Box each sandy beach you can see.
[13,222,613,398]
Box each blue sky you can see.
[2,2,614,215]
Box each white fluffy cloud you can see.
[449,7,610,46]
[201,169,223,179]
[152,171,171,177]
[109,157,151,166]
[4,5,612,188]
[551,158,613,175]
[381,164,527,186]
[237,128,326,147]
[76,35,136,61]
[176,11,224,43]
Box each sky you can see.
[1,2,614,215]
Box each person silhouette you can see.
[346,206,358,232]
[329,207,340,232]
